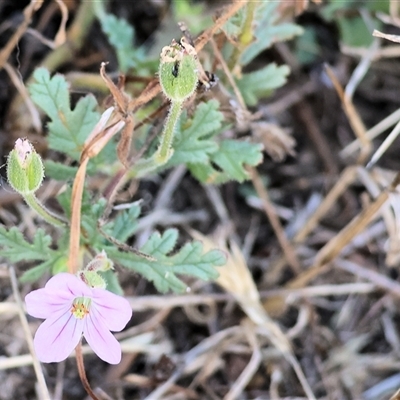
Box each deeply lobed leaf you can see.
[29,68,100,160]
[0,226,54,263]
[108,229,225,293]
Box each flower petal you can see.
[25,289,70,319]
[83,312,122,364]
[45,273,92,297]
[33,309,84,363]
[91,289,132,331]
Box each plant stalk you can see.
[131,100,183,177]
[23,192,66,227]
[75,342,100,400]
[155,100,182,163]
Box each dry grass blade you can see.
[373,29,400,44]
[325,64,371,164]
[285,172,400,292]
[340,107,400,158]
[390,389,400,400]
[190,230,316,400]
[8,266,50,400]
[248,167,301,273]
[294,167,357,243]
[366,120,400,168]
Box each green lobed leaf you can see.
[0,226,54,263]
[240,2,303,65]
[141,229,179,257]
[81,198,107,247]
[28,68,70,121]
[108,228,225,293]
[167,100,223,166]
[189,140,263,184]
[29,68,100,160]
[43,160,78,181]
[236,64,290,106]
[100,270,124,295]
[100,14,146,73]
[19,258,55,283]
[337,16,375,48]
[168,241,224,280]
[106,202,142,243]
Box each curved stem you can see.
[155,100,182,163]
[75,342,100,400]
[131,100,183,178]
[68,158,89,274]
[23,192,66,227]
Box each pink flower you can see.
[25,273,132,364]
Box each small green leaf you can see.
[294,27,320,65]
[168,100,223,166]
[108,228,224,293]
[213,140,263,181]
[189,140,263,184]
[337,16,374,48]
[100,14,146,73]
[19,259,54,283]
[28,68,70,121]
[0,226,53,263]
[169,241,224,280]
[240,2,303,65]
[100,270,124,295]
[29,68,100,160]
[106,203,141,242]
[81,198,107,247]
[43,160,78,181]
[222,3,302,66]
[236,64,290,106]
[141,229,179,257]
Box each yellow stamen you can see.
[71,297,91,319]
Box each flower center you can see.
[71,297,91,319]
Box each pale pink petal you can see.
[33,309,84,363]
[45,273,92,298]
[25,289,70,319]
[91,289,132,331]
[83,311,122,364]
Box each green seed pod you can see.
[7,138,44,195]
[159,41,198,102]
[78,270,107,290]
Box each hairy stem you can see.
[23,192,66,227]
[131,100,183,177]
[155,100,182,163]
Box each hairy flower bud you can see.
[159,39,198,102]
[7,138,44,195]
[77,251,114,289]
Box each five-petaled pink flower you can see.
[25,273,132,364]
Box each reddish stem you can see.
[75,341,100,400]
